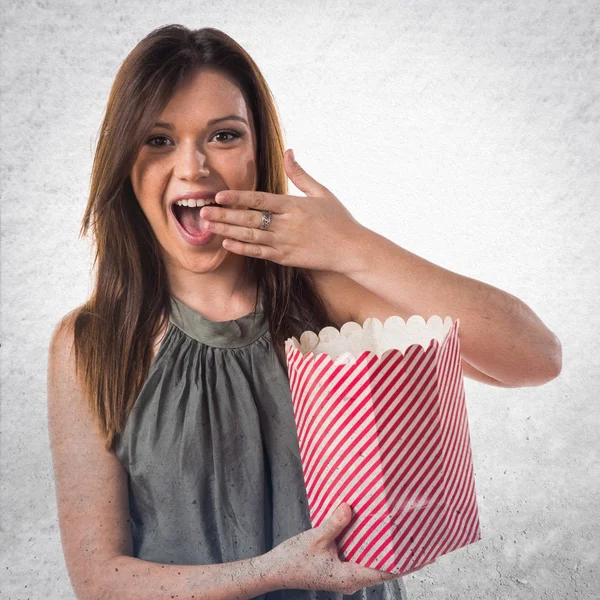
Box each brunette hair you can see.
[72,25,337,452]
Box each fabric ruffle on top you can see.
[114,293,408,600]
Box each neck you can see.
[166,255,258,320]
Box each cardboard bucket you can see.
[285,315,481,574]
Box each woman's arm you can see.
[47,313,278,600]
[94,554,275,600]
[223,153,560,386]
[312,269,520,387]
[323,227,562,387]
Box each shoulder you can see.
[48,313,78,402]
[49,305,86,357]
[47,305,92,388]
[47,307,94,451]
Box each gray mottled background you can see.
[1,0,599,598]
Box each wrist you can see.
[252,549,287,594]
[260,546,299,592]
[336,224,375,278]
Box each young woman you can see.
[47,24,562,600]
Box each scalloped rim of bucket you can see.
[285,315,458,362]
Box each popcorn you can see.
[285,315,481,574]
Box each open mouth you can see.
[172,202,219,235]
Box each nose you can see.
[174,143,210,181]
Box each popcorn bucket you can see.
[285,315,481,574]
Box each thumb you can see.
[284,149,330,197]
[320,502,353,539]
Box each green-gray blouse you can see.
[114,294,408,600]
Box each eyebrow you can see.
[153,115,249,130]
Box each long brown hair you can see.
[73,25,338,452]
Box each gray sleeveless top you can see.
[114,294,408,600]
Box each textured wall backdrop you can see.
[1,1,598,598]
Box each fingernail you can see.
[289,149,295,163]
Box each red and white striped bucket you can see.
[285,315,481,574]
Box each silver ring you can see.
[259,210,272,231]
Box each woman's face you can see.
[130,67,257,278]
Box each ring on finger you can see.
[258,210,272,231]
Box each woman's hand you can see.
[198,149,366,272]
[266,502,434,595]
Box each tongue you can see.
[177,206,207,235]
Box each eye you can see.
[146,135,172,148]
[211,129,242,143]
[144,129,243,149]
